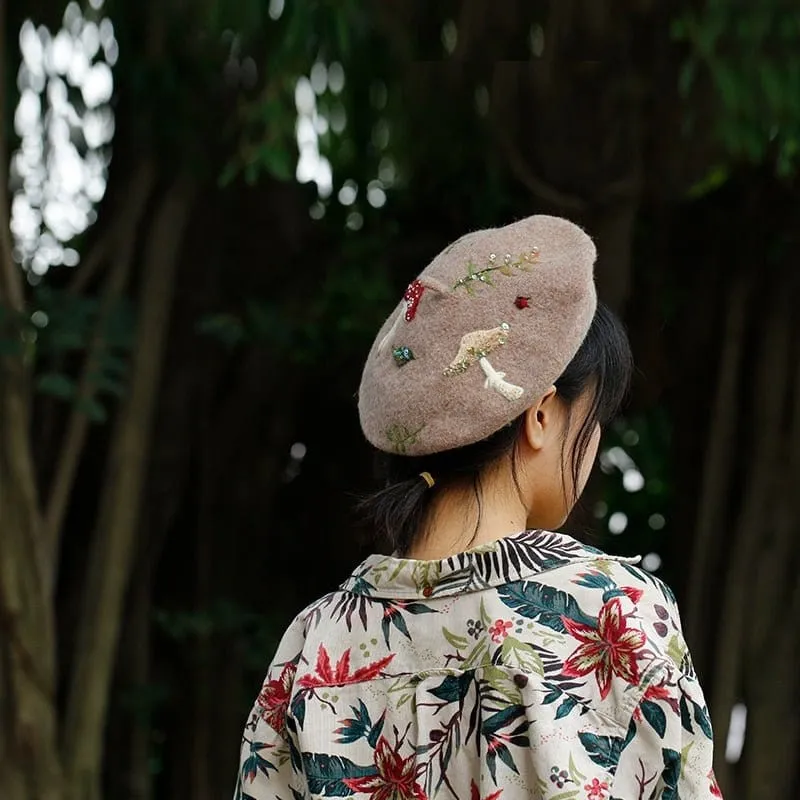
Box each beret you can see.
[358,215,597,456]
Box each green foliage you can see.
[29,287,134,421]
[673,2,800,178]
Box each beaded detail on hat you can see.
[452,248,539,294]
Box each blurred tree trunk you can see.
[676,196,800,798]
[62,176,196,800]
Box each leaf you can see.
[481,705,527,736]
[666,635,688,666]
[76,396,108,423]
[692,700,713,739]
[555,696,578,720]
[641,700,667,738]
[660,748,681,800]
[499,636,544,676]
[679,694,693,733]
[302,753,375,797]
[573,571,612,591]
[36,372,77,400]
[366,711,385,749]
[429,673,472,706]
[443,626,469,651]
[494,742,519,775]
[577,731,625,771]
[498,583,594,633]
[291,694,306,730]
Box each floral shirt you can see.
[235,531,723,800]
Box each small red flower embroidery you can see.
[709,770,723,797]
[488,619,513,643]
[343,736,427,800]
[514,296,531,309]
[256,662,296,735]
[298,645,394,689]
[403,280,425,322]
[561,598,646,699]
[470,779,502,800]
[584,777,609,799]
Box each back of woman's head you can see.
[358,302,633,555]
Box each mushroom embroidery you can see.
[443,323,524,401]
[377,277,448,353]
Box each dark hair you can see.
[358,302,633,555]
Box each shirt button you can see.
[422,585,434,598]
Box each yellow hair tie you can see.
[419,471,435,489]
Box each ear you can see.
[523,386,558,451]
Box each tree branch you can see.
[43,163,156,594]
[685,274,750,649]
[0,0,24,314]
[63,174,197,799]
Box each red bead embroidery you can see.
[403,280,425,322]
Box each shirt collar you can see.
[340,529,641,600]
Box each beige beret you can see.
[358,215,597,456]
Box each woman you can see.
[234,216,722,799]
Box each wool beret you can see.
[358,215,597,456]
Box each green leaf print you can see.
[660,747,681,800]
[429,673,473,707]
[692,700,713,739]
[641,700,668,738]
[302,753,375,797]
[555,696,579,719]
[499,636,545,676]
[666,634,688,666]
[443,626,469,651]
[577,731,626,771]
[679,693,693,734]
[498,583,594,633]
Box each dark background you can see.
[1,2,799,799]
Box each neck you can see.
[404,475,529,560]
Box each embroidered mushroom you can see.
[443,323,524,401]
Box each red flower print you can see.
[621,586,644,604]
[632,678,680,721]
[709,770,723,797]
[403,280,425,322]
[298,645,394,689]
[256,662,296,735]
[561,598,646,699]
[584,777,609,799]
[470,779,502,800]
[488,619,513,643]
[344,736,427,800]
